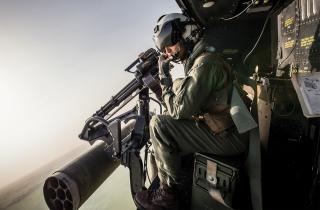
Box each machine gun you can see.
[43,48,163,210]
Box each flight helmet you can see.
[153,13,201,53]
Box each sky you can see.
[0,0,182,188]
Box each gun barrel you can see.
[43,120,135,210]
[43,142,118,210]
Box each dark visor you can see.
[154,21,179,52]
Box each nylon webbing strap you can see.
[206,160,218,186]
[206,160,230,209]
[245,127,263,210]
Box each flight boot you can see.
[134,183,179,210]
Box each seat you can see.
[191,74,263,210]
[191,152,244,210]
[191,127,262,210]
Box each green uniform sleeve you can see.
[161,55,228,119]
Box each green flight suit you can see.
[150,39,249,186]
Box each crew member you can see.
[135,13,252,210]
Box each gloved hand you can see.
[158,54,173,89]
[158,54,172,78]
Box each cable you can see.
[243,0,282,64]
[221,1,255,21]
[277,43,297,70]
[243,12,270,64]
[150,97,163,114]
[242,1,280,64]
[143,144,152,185]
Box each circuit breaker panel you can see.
[278,0,320,74]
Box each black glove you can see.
[158,54,172,78]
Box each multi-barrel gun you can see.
[79,47,162,147]
[43,48,162,210]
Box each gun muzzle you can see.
[43,120,135,210]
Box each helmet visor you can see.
[153,21,179,52]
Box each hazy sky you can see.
[0,0,181,188]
